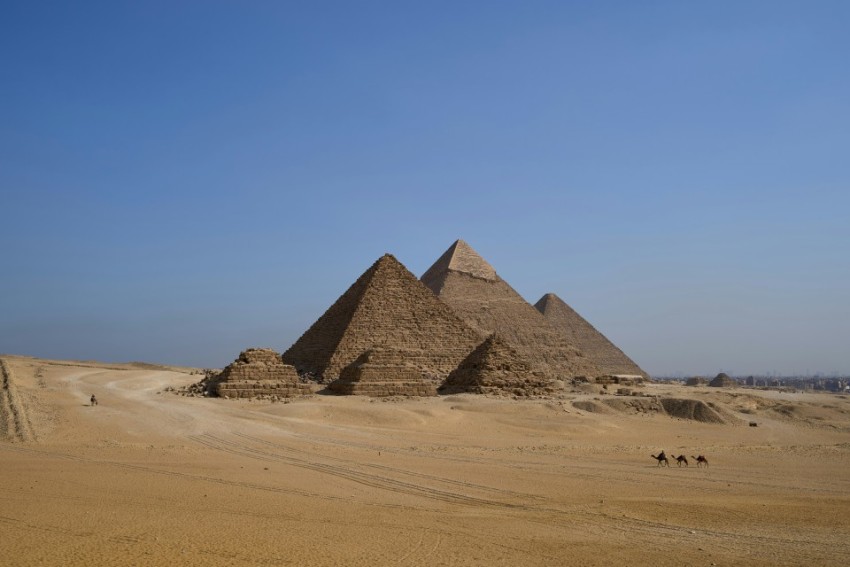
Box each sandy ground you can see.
[1,355,849,566]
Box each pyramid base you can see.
[217,381,312,399]
[439,370,556,397]
[329,380,437,397]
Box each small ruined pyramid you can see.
[329,347,437,397]
[215,348,312,399]
[534,293,647,379]
[283,254,484,381]
[440,334,555,396]
[421,240,598,379]
[709,373,736,388]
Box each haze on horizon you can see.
[1,1,848,377]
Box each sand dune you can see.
[1,354,849,566]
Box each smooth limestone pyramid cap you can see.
[421,239,498,291]
[534,292,648,378]
[283,253,484,381]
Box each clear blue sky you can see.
[2,1,848,376]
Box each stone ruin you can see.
[439,334,556,396]
[709,373,737,388]
[595,375,645,386]
[215,348,312,399]
[329,348,437,397]
[421,240,600,380]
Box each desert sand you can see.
[1,354,849,566]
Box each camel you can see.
[672,455,688,467]
[691,455,709,468]
[651,452,669,467]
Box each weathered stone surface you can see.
[215,348,311,398]
[534,293,648,379]
[329,348,437,397]
[440,334,556,396]
[421,240,599,380]
[283,254,484,382]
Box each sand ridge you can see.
[1,354,849,566]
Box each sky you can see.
[1,1,848,376]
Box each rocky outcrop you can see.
[329,348,437,397]
[601,396,727,424]
[0,358,35,442]
[440,334,556,396]
[283,254,484,382]
[215,348,311,399]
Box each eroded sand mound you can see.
[571,400,615,413]
[659,398,726,423]
[598,396,727,423]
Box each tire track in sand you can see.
[191,433,526,510]
[232,431,544,501]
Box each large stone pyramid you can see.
[440,334,556,396]
[283,254,484,381]
[329,348,437,397]
[421,240,598,379]
[534,293,647,378]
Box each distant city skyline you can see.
[2,2,848,375]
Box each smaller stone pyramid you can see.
[215,348,312,399]
[329,348,437,397]
[439,334,556,396]
[534,293,647,379]
[709,373,736,388]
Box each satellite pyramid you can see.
[283,254,484,381]
[215,348,312,399]
[534,293,647,378]
[329,348,437,396]
[440,334,555,396]
[421,240,598,379]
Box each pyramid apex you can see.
[534,293,563,313]
[421,239,498,286]
[371,253,407,272]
